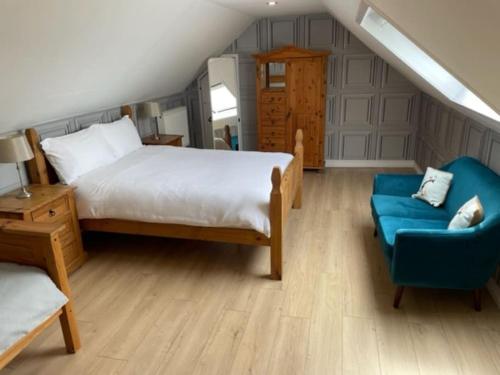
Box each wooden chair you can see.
[0,219,80,370]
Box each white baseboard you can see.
[325,159,419,170]
[487,278,500,309]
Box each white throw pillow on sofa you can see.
[41,126,118,184]
[93,116,143,159]
[412,167,453,207]
[448,195,484,229]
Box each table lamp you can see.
[0,133,34,199]
[143,102,162,140]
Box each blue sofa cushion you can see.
[371,195,450,221]
[378,216,449,262]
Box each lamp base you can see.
[16,187,32,199]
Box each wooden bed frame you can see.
[25,105,303,280]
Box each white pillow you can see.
[41,126,117,184]
[448,195,484,229]
[412,167,453,207]
[94,116,143,158]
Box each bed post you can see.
[25,128,50,185]
[270,167,283,280]
[293,129,304,209]
[121,105,133,118]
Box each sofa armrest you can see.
[373,174,423,197]
[392,228,499,289]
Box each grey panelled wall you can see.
[0,91,195,194]
[416,93,500,174]
[220,13,420,159]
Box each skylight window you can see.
[359,6,500,122]
[210,83,237,121]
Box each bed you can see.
[25,105,303,280]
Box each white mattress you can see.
[0,263,68,355]
[73,146,293,237]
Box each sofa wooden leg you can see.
[373,228,378,237]
[473,289,482,312]
[393,286,405,309]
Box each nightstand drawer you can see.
[32,196,69,223]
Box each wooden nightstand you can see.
[142,134,183,147]
[0,185,87,274]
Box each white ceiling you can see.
[320,0,500,129]
[210,0,326,16]
[0,0,253,133]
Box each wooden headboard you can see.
[25,105,133,185]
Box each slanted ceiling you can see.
[321,0,500,130]
[2,0,498,134]
[0,0,253,132]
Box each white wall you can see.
[0,0,253,133]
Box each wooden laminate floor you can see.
[4,169,500,375]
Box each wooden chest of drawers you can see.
[255,46,329,168]
[0,184,87,274]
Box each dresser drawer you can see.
[260,137,286,151]
[262,127,286,138]
[32,196,69,223]
[261,103,286,115]
[261,116,286,127]
[260,143,286,152]
[262,92,286,104]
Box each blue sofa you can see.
[371,157,500,310]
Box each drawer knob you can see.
[49,209,56,217]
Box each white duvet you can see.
[73,146,293,237]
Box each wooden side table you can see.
[0,185,87,274]
[142,134,183,147]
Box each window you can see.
[359,6,500,122]
[210,83,237,121]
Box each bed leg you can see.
[270,239,282,280]
[270,167,283,280]
[292,185,302,209]
[292,129,304,210]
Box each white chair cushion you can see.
[0,263,68,355]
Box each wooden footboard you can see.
[24,111,304,280]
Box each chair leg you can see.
[473,289,482,312]
[59,303,81,353]
[393,286,405,309]
[373,228,378,237]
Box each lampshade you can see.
[142,102,162,118]
[0,133,34,163]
